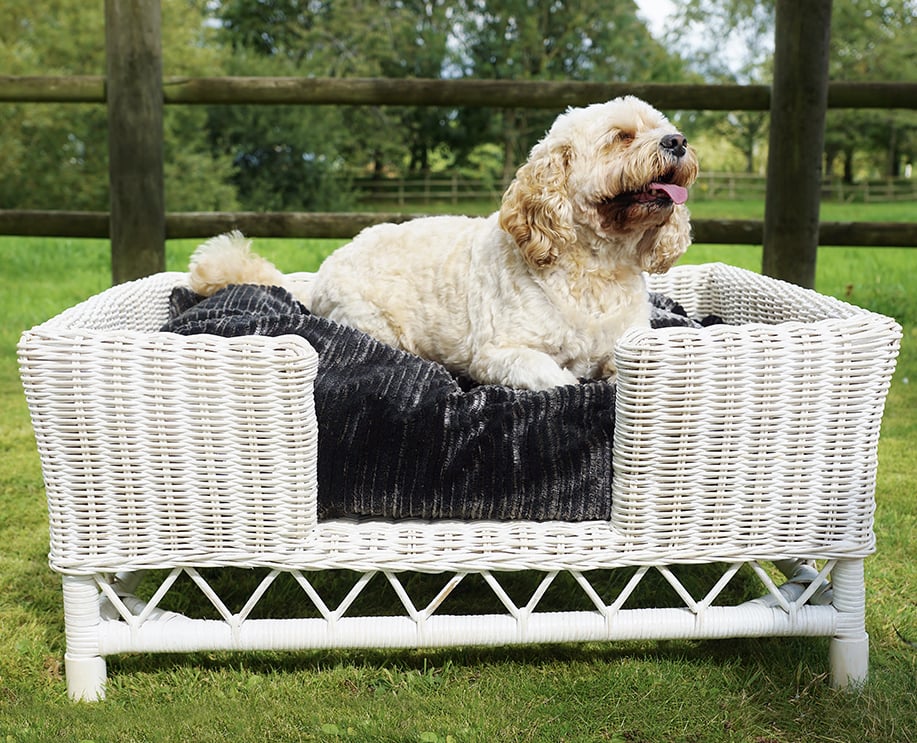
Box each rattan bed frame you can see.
[18,262,901,701]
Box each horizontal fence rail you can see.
[1,209,914,247]
[1,76,916,110]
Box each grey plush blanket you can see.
[163,284,716,522]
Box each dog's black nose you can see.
[661,133,688,158]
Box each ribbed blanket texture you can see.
[163,284,716,522]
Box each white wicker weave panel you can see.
[623,264,901,557]
[53,518,878,576]
[19,276,320,573]
[646,263,869,325]
[41,271,186,332]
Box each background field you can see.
[0,201,914,742]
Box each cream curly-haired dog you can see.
[190,96,698,390]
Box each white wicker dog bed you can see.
[18,262,901,701]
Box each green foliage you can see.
[209,103,355,211]
[215,0,458,179]
[0,0,236,212]
[0,0,106,74]
[0,103,110,210]
[207,0,699,186]
[451,0,687,172]
[668,0,775,82]
[0,2,107,208]
[454,0,677,81]
[826,0,917,180]
[165,108,241,212]
[830,0,916,82]
[668,0,916,179]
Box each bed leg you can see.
[62,575,107,701]
[828,558,868,689]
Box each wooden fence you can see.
[0,0,915,286]
[350,174,917,206]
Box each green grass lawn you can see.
[1,201,915,742]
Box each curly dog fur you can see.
[189,96,698,390]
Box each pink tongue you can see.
[650,182,689,204]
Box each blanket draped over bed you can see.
[163,284,717,522]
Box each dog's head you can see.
[499,96,699,274]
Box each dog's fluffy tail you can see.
[188,230,289,297]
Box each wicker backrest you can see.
[648,262,868,324]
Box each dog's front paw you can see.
[518,366,580,391]
[599,358,618,385]
[471,348,579,391]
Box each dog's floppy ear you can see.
[499,143,575,268]
[641,204,693,274]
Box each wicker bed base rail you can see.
[18,263,901,701]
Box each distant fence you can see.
[351,173,917,206]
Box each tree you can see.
[664,0,773,174]
[215,0,456,184]
[161,0,240,211]
[826,0,916,180]
[0,0,108,210]
[0,0,238,212]
[667,0,916,180]
[667,0,774,82]
[453,0,684,179]
[215,0,689,185]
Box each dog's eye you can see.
[615,131,635,145]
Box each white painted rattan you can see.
[17,263,901,700]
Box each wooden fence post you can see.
[762,0,833,288]
[105,0,165,284]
